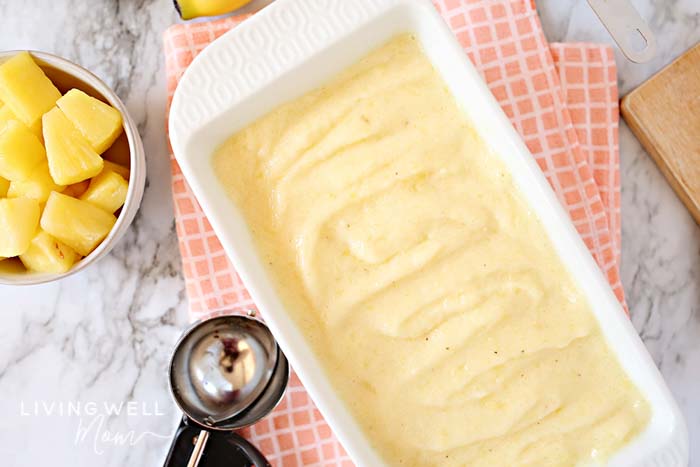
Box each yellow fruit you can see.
[41,191,116,256]
[7,162,64,203]
[175,0,252,19]
[43,107,103,185]
[0,52,61,126]
[0,120,46,181]
[102,134,130,166]
[0,106,9,129]
[19,230,78,273]
[0,197,40,256]
[101,160,130,180]
[56,89,123,153]
[0,175,8,196]
[61,180,90,198]
[80,170,128,213]
[30,119,42,140]
[0,104,42,139]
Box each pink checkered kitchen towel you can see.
[164,1,622,465]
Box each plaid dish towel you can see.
[164,1,622,465]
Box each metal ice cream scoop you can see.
[168,314,288,467]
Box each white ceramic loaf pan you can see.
[168,0,688,465]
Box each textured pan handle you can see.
[587,0,656,63]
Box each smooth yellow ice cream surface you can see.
[213,34,649,466]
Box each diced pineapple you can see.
[101,160,130,180]
[0,52,61,126]
[61,180,90,198]
[43,107,103,185]
[102,135,130,167]
[0,175,8,197]
[41,191,116,256]
[57,89,123,153]
[0,197,40,256]
[19,230,78,273]
[0,106,9,133]
[0,120,46,181]
[0,104,42,139]
[80,170,128,213]
[7,162,64,203]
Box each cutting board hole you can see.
[626,28,649,53]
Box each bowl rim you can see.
[0,50,146,286]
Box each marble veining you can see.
[0,0,698,465]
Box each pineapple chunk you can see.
[19,230,78,273]
[0,120,45,181]
[41,191,116,256]
[80,170,128,213]
[0,197,40,256]
[43,107,103,185]
[102,135,130,167]
[57,89,123,153]
[0,104,42,139]
[62,180,90,198]
[0,52,61,126]
[7,162,64,203]
[0,175,8,196]
[101,160,130,180]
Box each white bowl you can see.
[169,0,688,465]
[0,51,146,285]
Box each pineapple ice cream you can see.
[0,52,128,274]
[213,35,650,466]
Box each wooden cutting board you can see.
[621,43,700,224]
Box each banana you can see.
[174,0,254,20]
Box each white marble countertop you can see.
[0,0,697,465]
